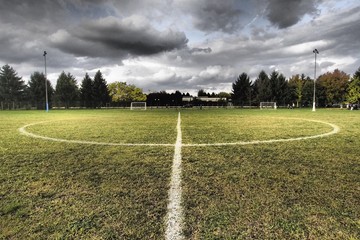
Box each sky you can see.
[0,0,359,95]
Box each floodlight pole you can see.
[312,49,319,112]
[43,51,49,112]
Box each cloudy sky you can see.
[1,0,359,94]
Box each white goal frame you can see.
[130,102,147,110]
[260,102,277,109]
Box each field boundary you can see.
[17,116,340,240]
[19,118,340,147]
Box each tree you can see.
[346,67,360,104]
[171,90,183,106]
[269,70,287,105]
[346,77,360,104]
[108,82,146,104]
[55,71,79,109]
[218,92,231,99]
[253,70,271,103]
[80,73,94,108]
[147,91,167,107]
[0,64,26,108]
[317,69,350,106]
[288,74,307,107]
[302,78,317,107]
[353,66,360,80]
[197,89,207,97]
[27,72,54,109]
[232,72,251,106]
[93,70,109,108]
[147,91,185,107]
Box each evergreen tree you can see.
[55,71,79,109]
[254,70,271,103]
[27,72,54,109]
[232,72,251,106]
[0,64,26,108]
[80,73,94,108]
[93,70,109,108]
[269,70,279,102]
[269,71,288,105]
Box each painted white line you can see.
[165,112,184,240]
[18,118,340,147]
[18,122,174,147]
[183,119,340,147]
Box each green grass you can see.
[181,109,360,239]
[0,110,176,239]
[0,108,359,239]
[27,111,176,144]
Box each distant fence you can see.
[1,101,350,110]
[0,101,39,110]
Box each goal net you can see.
[260,102,277,109]
[130,102,147,110]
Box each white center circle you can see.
[19,118,340,147]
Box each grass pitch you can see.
[0,108,359,239]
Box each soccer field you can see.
[0,109,359,239]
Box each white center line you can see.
[165,112,184,240]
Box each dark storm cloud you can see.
[0,25,47,66]
[50,16,188,57]
[0,0,186,63]
[176,0,246,33]
[0,0,92,65]
[176,0,321,33]
[193,2,242,33]
[265,0,321,28]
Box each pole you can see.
[44,51,49,112]
[312,49,319,112]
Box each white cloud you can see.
[282,40,332,55]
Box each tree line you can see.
[1,64,359,110]
[0,65,147,109]
[232,68,360,107]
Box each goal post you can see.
[130,102,147,110]
[260,102,277,109]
